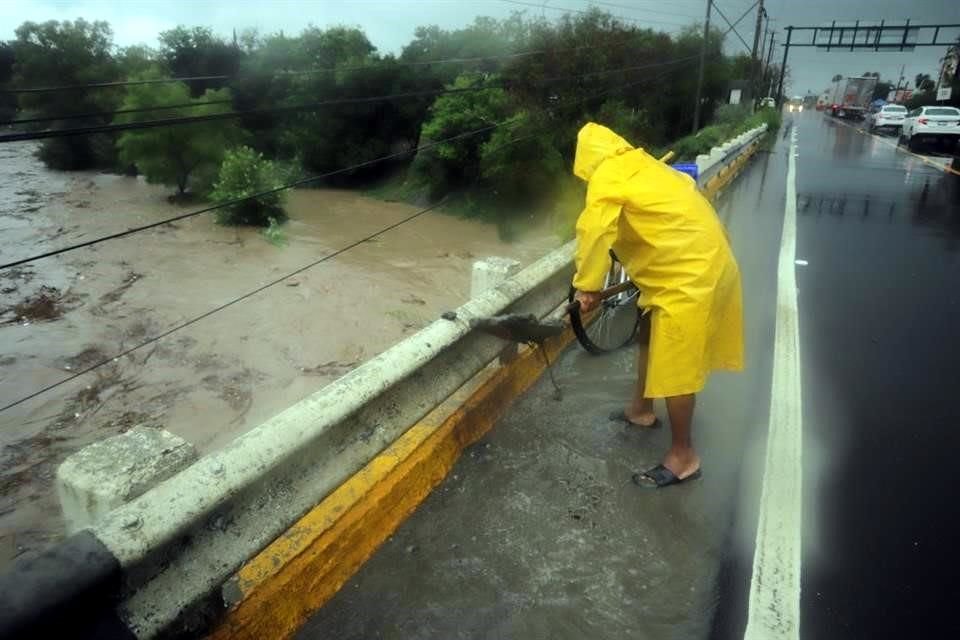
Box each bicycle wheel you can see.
[569,260,640,355]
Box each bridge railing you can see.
[0,124,769,639]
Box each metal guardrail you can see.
[696,124,769,186]
[0,124,770,639]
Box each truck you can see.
[826,76,878,120]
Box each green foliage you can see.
[158,26,243,96]
[592,100,653,146]
[0,41,15,121]
[401,17,528,84]
[412,73,512,199]
[210,146,287,226]
[11,19,120,169]
[714,103,751,126]
[115,72,241,194]
[480,110,564,208]
[261,27,434,182]
[671,105,781,161]
[116,45,161,77]
[261,216,288,246]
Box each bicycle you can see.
[568,252,641,354]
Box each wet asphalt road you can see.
[794,116,960,637]
[297,114,960,639]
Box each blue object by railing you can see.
[672,162,699,181]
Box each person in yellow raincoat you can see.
[572,122,744,489]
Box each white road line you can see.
[743,128,804,640]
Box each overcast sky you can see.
[3,0,957,95]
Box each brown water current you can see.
[0,141,560,566]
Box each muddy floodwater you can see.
[0,141,560,566]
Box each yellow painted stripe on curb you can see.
[703,140,761,200]
[210,329,574,640]
[208,139,755,640]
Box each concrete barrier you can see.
[0,123,770,639]
[0,241,575,639]
[696,123,768,187]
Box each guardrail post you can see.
[471,257,523,362]
[56,425,197,533]
[470,257,521,297]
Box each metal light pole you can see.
[776,26,793,105]
[749,0,766,104]
[692,0,713,133]
[765,31,776,97]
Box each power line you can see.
[500,0,692,29]
[0,99,232,127]
[721,0,760,38]
[0,197,453,414]
[0,53,700,271]
[3,26,694,97]
[0,83,501,143]
[0,55,700,145]
[0,120,508,272]
[713,2,754,53]
[0,65,693,413]
[585,1,701,21]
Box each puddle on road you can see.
[0,141,561,566]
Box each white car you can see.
[900,105,960,151]
[866,104,907,132]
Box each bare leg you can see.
[662,394,701,479]
[624,343,657,427]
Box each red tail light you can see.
[918,117,928,125]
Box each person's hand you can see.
[574,290,602,313]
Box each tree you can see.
[115,73,242,195]
[117,45,162,77]
[280,45,435,183]
[11,19,119,169]
[832,74,843,83]
[209,146,287,226]
[479,109,564,209]
[873,81,895,101]
[0,41,16,121]
[411,73,512,199]
[158,26,243,96]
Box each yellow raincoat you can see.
[572,123,744,397]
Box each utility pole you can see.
[692,0,712,133]
[776,26,793,105]
[765,31,776,97]
[748,0,766,106]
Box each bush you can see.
[210,146,287,226]
[593,100,654,147]
[672,124,728,160]
[37,136,96,170]
[479,110,565,210]
[715,103,751,126]
[410,73,512,199]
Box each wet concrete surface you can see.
[0,141,557,567]
[298,135,790,639]
[794,116,960,636]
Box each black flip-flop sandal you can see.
[608,410,661,430]
[632,464,702,489]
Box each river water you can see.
[0,141,560,566]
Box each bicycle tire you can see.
[568,260,640,355]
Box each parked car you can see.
[866,104,908,133]
[900,105,960,151]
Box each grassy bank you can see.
[369,105,782,241]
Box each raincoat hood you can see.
[573,122,635,181]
